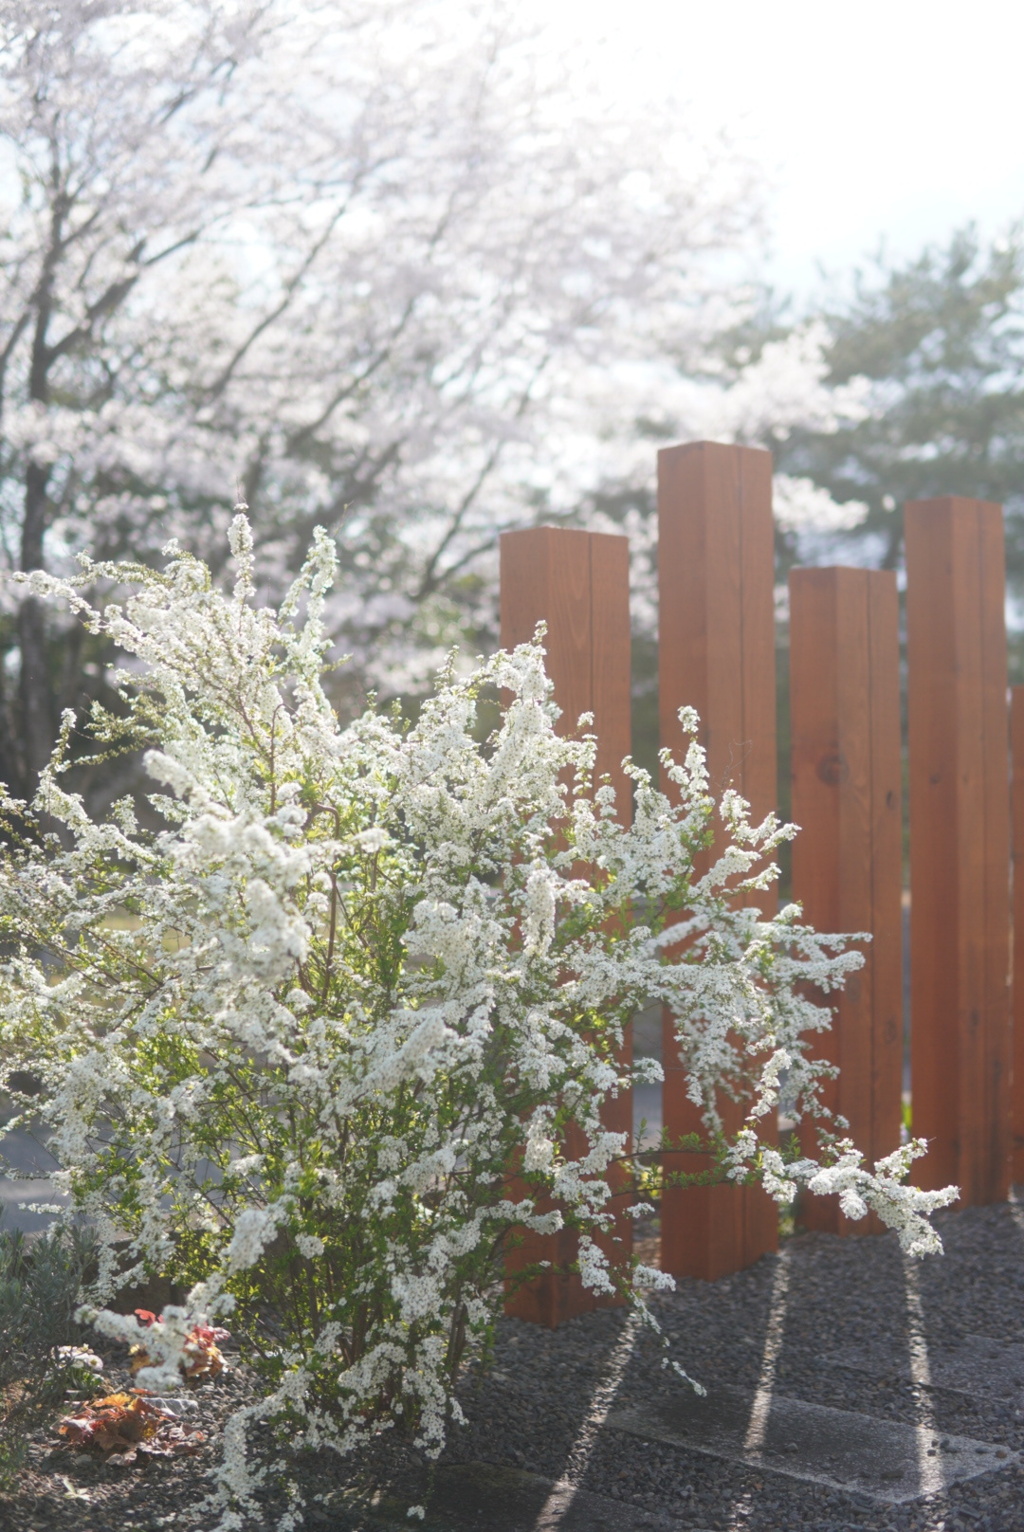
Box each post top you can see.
[904,494,1003,517]
[499,524,628,547]
[656,439,773,465]
[789,565,898,588]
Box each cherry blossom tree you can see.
[0,0,853,800]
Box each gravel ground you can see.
[3,1198,1024,1532]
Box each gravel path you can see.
[443,1200,1024,1532]
[4,1198,1024,1532]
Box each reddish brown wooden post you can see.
[658,440,779,1281]
[789,568,903,1232]
[1011,688,1024,1185]
[499,525,633,1325]
[906,497,1011,1205]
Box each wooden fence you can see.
[499,441,1021,1326]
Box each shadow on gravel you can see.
[6,1204,1024,1532]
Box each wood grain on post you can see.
[789,568,903,1232]
[657,440,779,1281]
[906,497,1011,1205]
[1010,688,1024,1185]
[499,525,633,1326]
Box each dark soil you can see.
[3,1198,1023,1532]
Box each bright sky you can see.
[544,0,1024,301]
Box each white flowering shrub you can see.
[0,518,955,1523]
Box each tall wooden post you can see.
[499,525,633,1325]
[789,568,903,1232]
[1010,688,1024,1186]
[906,497,1010,1205]
[658,440,779,1280]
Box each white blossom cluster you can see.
[0,519,955,1526]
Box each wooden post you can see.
[658,440,779,1280]
[789,568,903,1232]
[1011,688,1024,1186]
[499,525,633,1325]
[906,497,1010,1205]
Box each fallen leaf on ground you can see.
[57,1389,205,1460]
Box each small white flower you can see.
[224,1208,278,1274]
[354,828,388,853]
[55,1344,103,1372]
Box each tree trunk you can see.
[18,459,54,790]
